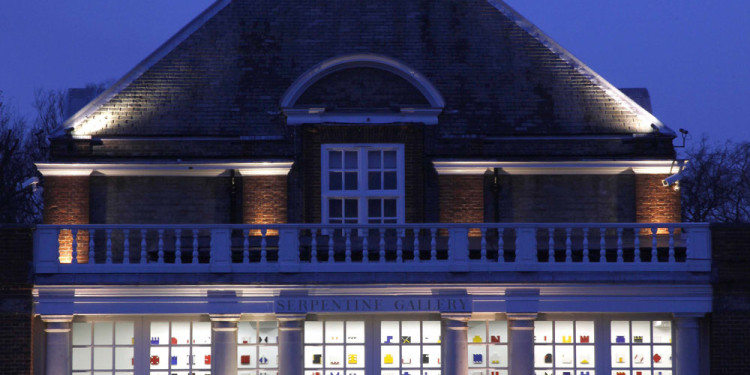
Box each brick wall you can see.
[439,175,484,223]
[635,174,681,223]
[43,176,89,263]
[0,227,34,375]
[243,175,288,234]
[488,174,635,223]
[90,176,234,224]
[710,224,750,374]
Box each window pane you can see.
[344,172,358,190]
[384,151,397,168]
[94,322,113,345]
[345,151,358,169]
[329,199,342,218]
[344,199,358,218]
[329,172,342,190]
[368,150,381,169]
[368,199,381,218]
[368,172,381,190]
[384,171,397,190]
[384,199,397,217]
[329,151,342,169]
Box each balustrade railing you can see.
[34,223,711,273]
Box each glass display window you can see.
[72,321,135,375]
[380,320,441,375]
[149,320,212,375]
[534,320,595,375]
[467,320,508,375]
[238,321,279,375]
[610,320,673,375]
[304,320,365,375]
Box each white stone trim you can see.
[33,284,712,316]
[36,162,293,177]
[433,160,684,175]
[283,108,442,125]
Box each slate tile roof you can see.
[58,0,676,159]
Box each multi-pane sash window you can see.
[322,144,404,224]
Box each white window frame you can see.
[321,144,405,224]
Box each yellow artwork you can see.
[384,354,393,364]
[348,354,357,364]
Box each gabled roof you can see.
[58,0,676,142]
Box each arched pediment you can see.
[281,54,444,125]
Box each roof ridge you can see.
[57,0,232,137]
[486,0,675,137]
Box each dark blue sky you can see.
[1,0,747,145]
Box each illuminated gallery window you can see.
[610,320,673,375]
[304,321,366,375]
[380,320,441,375]
[149,321,212,375]
[534,321,595,375]
[238,321,279,375]
[72,321,135,375]
[467,320,509,375]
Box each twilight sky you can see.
[1,0,748,144]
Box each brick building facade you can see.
[27,1,714,375]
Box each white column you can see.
[43,315,73,375]
[442,313,471,375]
[674,313,703,375]
[210,314,240,375]
[277,314,305,375]
[507,313,537,375]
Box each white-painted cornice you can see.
[433,160,685,175]
[36,161,293,177]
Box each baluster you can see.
[668,227,675,263]
[396,229,403,263]
[565,228,572,262]
[157,229,164,264]
[480,228,487,261]
[106,228,113,264]
[651,227,658,262]
[497,228,504,262]
[412,228,420,262]
[174,229,182,264]
[616,228,623,262]
[600,228,606,262]
[328,229,335,263]
[310,228,318,263]
[633,228,641,263]
[361,229,368,263]
[243,229,250,263]
[379,228,386,263]
[140,229,147,264]
[88,229,96,265]
[260,228,267,263]
[430,228,437,261]
[345,229,352,263]
[548,228,555,262]
[192,229,199,264]
[582,228,589,263]
[123,229,130,264]
[71,229,78,265]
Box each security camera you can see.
[661,172,683,187]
